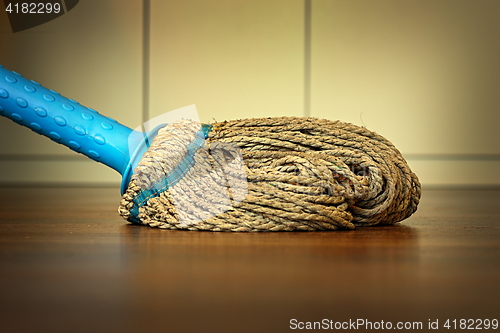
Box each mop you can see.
[0,65,421,231]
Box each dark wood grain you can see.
[0,188,499,333]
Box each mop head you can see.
[118,117,420,231]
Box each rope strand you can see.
[118,117,421,231]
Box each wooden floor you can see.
[0,187,499,333]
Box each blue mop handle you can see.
[0,65,150,191]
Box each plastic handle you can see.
[0,65,156,193]
[0,65,136,173]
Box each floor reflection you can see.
[117,222,421,329]
[119,222,420,271]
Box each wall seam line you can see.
[304,0,312,118]
[142,0,151,125]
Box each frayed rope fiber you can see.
[118,117,421,231]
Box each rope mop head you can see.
[0,66,420,231]
[119,117,421,231]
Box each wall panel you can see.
[149,0,305,124]
[310,0,500,186]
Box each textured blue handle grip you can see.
[0,65,154,193]
[0,65,135,173]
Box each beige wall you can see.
[149,0,304,123]
[0,0,499,187]
[311,0,500,186]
